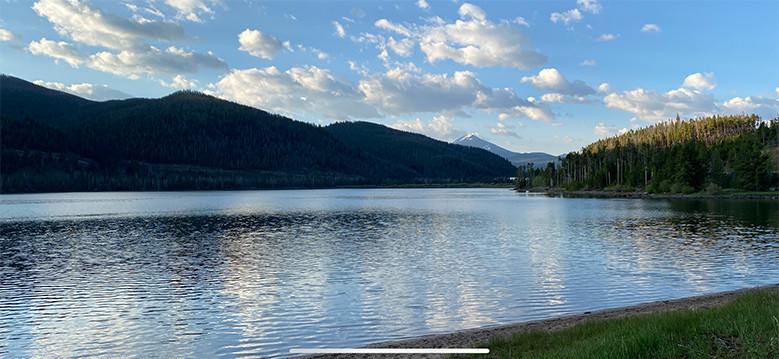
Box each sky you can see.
[1,0,777,155]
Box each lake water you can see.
[1,188,777,358]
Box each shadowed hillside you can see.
[1,75,515,193]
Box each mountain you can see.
[452,133,559,167]
[1,75,515,193]
[326,122,516,183]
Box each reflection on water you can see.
[1,189,777,358]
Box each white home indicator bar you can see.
[290,348,489,354]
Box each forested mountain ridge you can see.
[0,75,514,193]
[325,122,516,183]
[516,114,779,194]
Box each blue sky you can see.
[1,0,777,155]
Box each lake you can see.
[1,188,777,358]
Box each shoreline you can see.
[542,189,779,200]
[311,284,778,358]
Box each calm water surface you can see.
[1,189,777,358]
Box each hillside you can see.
[0,75,515,193]
[325,122,516,184]
[452,134,559,167]
[515,114,778,193]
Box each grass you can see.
[456,289,779,359]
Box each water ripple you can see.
[1,189,777,358]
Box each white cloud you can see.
[520,68,595,96]
[159,74,199,88]
[514,17,529,27]
[390,115,465,141]
[418,3,546,69]
[489,122,519,137]
[641,24,661,33]
[28,38,84,67]
[682,72,717,90]
[540,93,589,104]
[238,29,284,59]
[550,9,582,26]
[581,59,596,66]
[32,0,189,50]
[33,80,131,101]
[333,21,346,38]
[596,33,618,41]
[594,122,618,136]
[375,19,413,37]
[604,87,717,122]
[387,37,415,57]
[598,83,611,93]
[88,46,228,78]
[458,3,487,20]
[577,0,602,14]
[165,0,220,22]
[212,66,379,120]
[360,66,552,120]
[0,27,21,42]
[416,0,429,10]
[721,96,779,119]
[551,122,563,128]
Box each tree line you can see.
[516,114,778,194]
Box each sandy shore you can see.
[310,284,778,358]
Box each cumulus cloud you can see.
[28,38,84,67]
[721,96,779,119]
[212,66,380,120]
[159,74,199,88]
[165,0,220,22]
[390,115,466,141]
[521,68,595,96]
[682,72,717,90]
[33,80,131,101]
[604,87,717,122]
[597,33,618,41]
[598,83,611,93]
[238,29,284,59]
[360,66,553,120]
[333,21,346,38]
[418,3,546,69]
[550,9,582,25]
[416,0,429,10]
[581,59,596,66]
[88,46,228,78]
[641,24,661,33]
[32,0,189,50]
[211,63,554,122]
[387,37,415,57]
[577,0,602,14]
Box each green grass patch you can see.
[457,289,779,359]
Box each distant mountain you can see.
[453,133,559,167]
[1,75,515,193]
